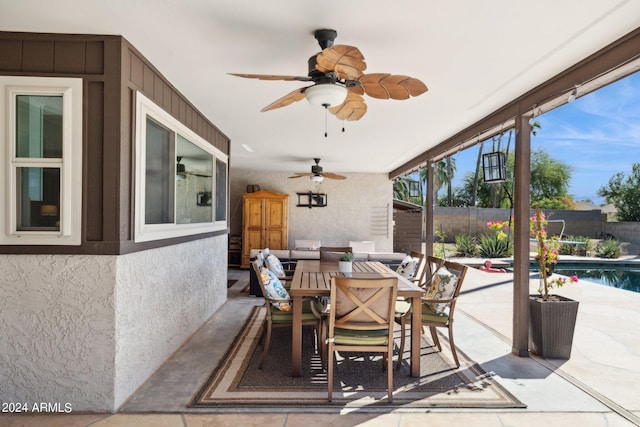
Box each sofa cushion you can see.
[290,249,320,259]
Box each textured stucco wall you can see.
[0,235,227,412]
[114,236,227,408]
[0,254,117,411]
[230,169,393,252]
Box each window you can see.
[0,76,83,245]
[134,92,228,242]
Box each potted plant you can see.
[529,205,579,359]
[338,252,354,273]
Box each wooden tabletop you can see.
[290,260,424,297]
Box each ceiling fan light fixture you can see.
[310,174,324,183]
[305,83,347,107]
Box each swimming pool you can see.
[543,263,640,293]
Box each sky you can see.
[449,71,640,205]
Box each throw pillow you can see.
[260,268,291,312]
[424,266,459,314]
[265,254,286,278]
[396,255,418,279]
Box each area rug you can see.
[191,307,525,409]
[227,279,238,288]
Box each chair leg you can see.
[395,316,407,370]
[448,324,460,368]
[318,320,327,370]
[387,348,394,402]
[259,321,273,369]
[327,344,334,402]
[430,326,442,352]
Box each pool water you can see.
[550,263,640,294]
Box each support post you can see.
[425,162,435,257]
[513,115,532,357]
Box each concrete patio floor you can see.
[3,257,640,426]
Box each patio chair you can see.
[319,246,353,261]
[395,260,467,369]
[251,260,323,369]
[326,276,398,402]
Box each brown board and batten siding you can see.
[393,200,423,254]
[0,31,230,255]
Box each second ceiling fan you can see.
[289,158,346,182]
[229,29,427,122]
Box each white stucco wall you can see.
[0,254,117,411]
[114,236,227,408]
[230,169,393,251]
[0,235,227,412]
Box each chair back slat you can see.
[330,277,397,329]
[423,256,445,288]
[319,246,353,261]
[409,250,426,284]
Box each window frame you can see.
[0,76,83,245]
[134,92,228,243]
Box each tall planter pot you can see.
[529,295,579,359]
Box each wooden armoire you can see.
[241,190,289,268]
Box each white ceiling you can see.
[2,0,640,177]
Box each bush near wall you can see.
[433,207,638,244]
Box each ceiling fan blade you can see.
[288,173,314,178]
[323,172,347,180]
[328,92,367,121]
[358,73,428,99]
[315,45,366,80]
[228,73,312,82]
[261,87,308,112]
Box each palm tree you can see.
[433,158,456,206]
[393,176,411,201]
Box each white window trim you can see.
[0,76,83,245]
[134,91,228,243]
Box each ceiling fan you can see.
[229,29,427,122]
[288,158,346,182]
[176,156,212,179]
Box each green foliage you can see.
[529,149,573,206]
[478,233,512,258]
[455,148,574,209]
[595,239,622,259]
[434,226,447,259]
[454,234,478,257]
[598,163,640,221]
[339,252,354,262]
[558,235,591,256]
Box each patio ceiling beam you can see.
[389,26,640,179]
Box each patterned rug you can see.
[191,307,525,409]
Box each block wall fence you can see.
[432,207,640,246]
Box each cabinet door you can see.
[265,198,288,249]
[242,198,264,266]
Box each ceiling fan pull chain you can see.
[342,120,345,133]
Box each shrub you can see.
[595,238,621,259]
[455,234,478,257]
[479,233,512,258]
[559,235,591,256]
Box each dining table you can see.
[289,260,425,377]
